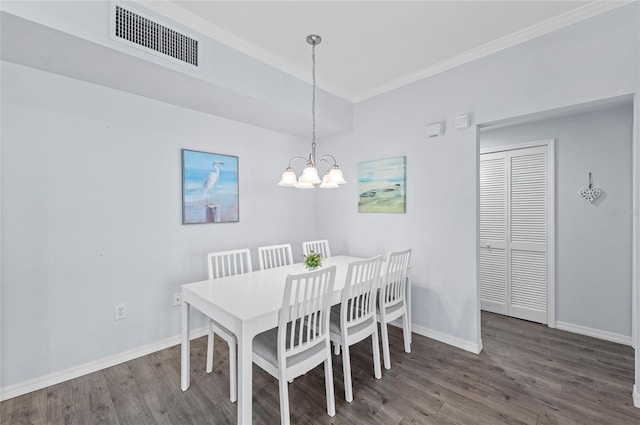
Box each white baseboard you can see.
[411,323,483,354]
[634,385,640,408]
[0,326,208,402]
[387,320,482,354]
[555,321,632,346]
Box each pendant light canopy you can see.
[278,34,346,189]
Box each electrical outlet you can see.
[173,292,182,306]
[115,303,127,320]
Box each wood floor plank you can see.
[536,409,587,425]
[503,345,632,393]
[481,362,563,396]
[356,381,441,424]
[75,372,120,425]
[556,383,640,425]
[560,376,638,415]
[360,363,444,417]
[149,347,233,425]
[480,335,511,360]
[393,338,483,385]
[534,388,632,425]
[0,397,14,425]
[141,388,194,425]
[127,356,169,396]
[103,362,156,425]
[9,389,47,425]
[435,401,533,425]
[46,379,84,425]
[594,350,635,373]
[398,366,536,424]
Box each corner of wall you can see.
[411,323,483,355]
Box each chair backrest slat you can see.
[302,239,331,259]
[278,266,336,363]
[341,256,382,330]
[207,248,253,279]
[381,249,412,309]
[258,244,293,270]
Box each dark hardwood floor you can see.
[3,312,639,424]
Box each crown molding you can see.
[352,1,632,102]
[137,1,631,104]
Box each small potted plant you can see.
[303,251,322,270]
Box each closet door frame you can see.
[480,139,556,328]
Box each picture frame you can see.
[181,149,239,224]
[358,156,406,213]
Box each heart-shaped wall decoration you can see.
[580,187,601,203]
[580,172,601,203]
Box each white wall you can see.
[0,61,318,390]
[318,4,639,350]
[481,103,634,338]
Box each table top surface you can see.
[182,255,363,323]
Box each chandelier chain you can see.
[311,41,316,152]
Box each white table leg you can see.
[181,300,191,391]
[237,329,253,425]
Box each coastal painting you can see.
[358,156,406,213]
[182,149,239,224]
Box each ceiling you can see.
[144,1,625,102]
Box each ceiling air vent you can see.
[113,4,198,67]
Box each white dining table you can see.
[180,255,365,425]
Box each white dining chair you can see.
[205,248,253,402]
[258,243,293,270]
[302,239,331,259]
[252,266,337,425]
[378,248,412,370]
[329,256,383,403]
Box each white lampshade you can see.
[278,168,297,187]
[295,180,314,189]
[319,173,338,188]
[299,164,321,184]
[328,166,347,184]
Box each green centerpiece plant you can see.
[303,251,322,270]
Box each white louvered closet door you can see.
[479,153,508,315]
[480,144,551,325]
[508,146,548,324]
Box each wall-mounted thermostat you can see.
[454,114,471,130]
[427,121,444,138]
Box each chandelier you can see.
[278,34,346,189]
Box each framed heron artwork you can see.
[358,156,406,213]
[181,149,239,224]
